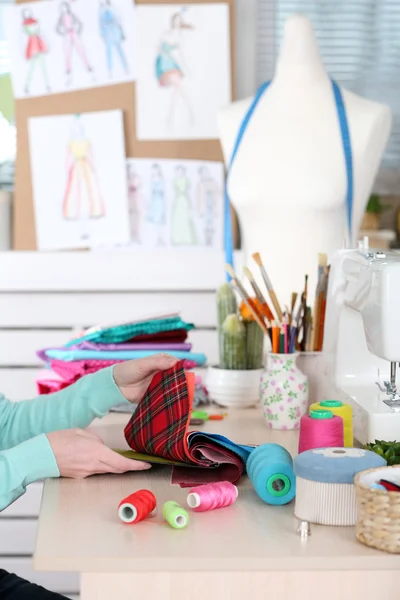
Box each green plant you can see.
[364,440,400,465]
[366,194,386,214]
[245,320,264,369]
[220,314,246,370]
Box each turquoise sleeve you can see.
[0,367,128,511]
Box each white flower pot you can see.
[207,365,264,408]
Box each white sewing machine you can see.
[323,246,400,444]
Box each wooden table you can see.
[34,410,400,600]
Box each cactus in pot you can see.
[245,320,264,369]
[220,314,246,370]
[208,285,265,408]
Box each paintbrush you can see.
[230,280,269,335]
[243,266,274,321]
[300,275,308,352]
[252,252,283,321]
[311,254,328,351]
[290,292,297,324]
[317,266,330,351]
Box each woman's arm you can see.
[0,434,59,511]
[0,367,127,451]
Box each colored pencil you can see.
[272,320,280,354]
[284,319,288,354]
[279,323,285,353]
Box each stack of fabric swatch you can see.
[36,313,208,403]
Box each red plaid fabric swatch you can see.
[124,360,193,464]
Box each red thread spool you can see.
[298,409,344,454]
[186,481,238,512]
[118,490,156,524]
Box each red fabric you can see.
[124,361,194,463]
[124,362,247,486]
[128,330,188,343]
[37,379,71,395]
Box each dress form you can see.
[218,15,392,308]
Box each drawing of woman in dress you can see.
[99,0,129,78]
[197,166,219,246]
[62,115,105,221]
[155,7,194,127]
[171,165,197,245]
[22,9,51,95]
[146,163,166,245]
[127,163,141,243]
[56,2,93,85]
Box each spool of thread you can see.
[246,443,296,505]
[298,410,344,454]
[310,400,353,447]
[118,489,156,524]
[187,481,238,512]
[162,501,189,529]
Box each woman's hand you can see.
[47,429,151,478]
[113,354,178,403]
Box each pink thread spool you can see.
[186,481,238,512]
[298,409,344,454]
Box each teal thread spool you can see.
[247,443,296,505]
[162,501,189,530]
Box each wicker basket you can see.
[355,466,400,554]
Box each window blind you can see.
[256,0,400,191]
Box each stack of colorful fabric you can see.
[36,313,208,401]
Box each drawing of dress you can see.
[155,42,183,87]
[56,3,93,80]
[127,169,141,242]
[62,139,105,220]
[23,14,50,94]
[147,178,165,225]
[198,174,218,246]
[171,172,197,245]
[99,2,128,76]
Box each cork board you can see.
[14,0,236,250]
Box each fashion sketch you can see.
[171,165,197,245]
[22,9,50,95]
[56,2,93,85]
[99,0,129,78]
[155,7,194,128]
[197,166,219,246]
[62,115,105,223]
[127,163,141,243]
[146,163,166,245]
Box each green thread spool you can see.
[320,400,343,408]
[310,409,333,420]
[162,501,189,530]
[266,473,291,497]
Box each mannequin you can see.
[218,15,392,308]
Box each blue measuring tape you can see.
[224,80,353,280]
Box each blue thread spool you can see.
[247,443,296,505]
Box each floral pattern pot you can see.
[260,353,309,430]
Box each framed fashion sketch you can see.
[28,110,130,250]
[125,157,224,249]
[135,4,231,140]
[13,0,235,250]
[3,0,137,98]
